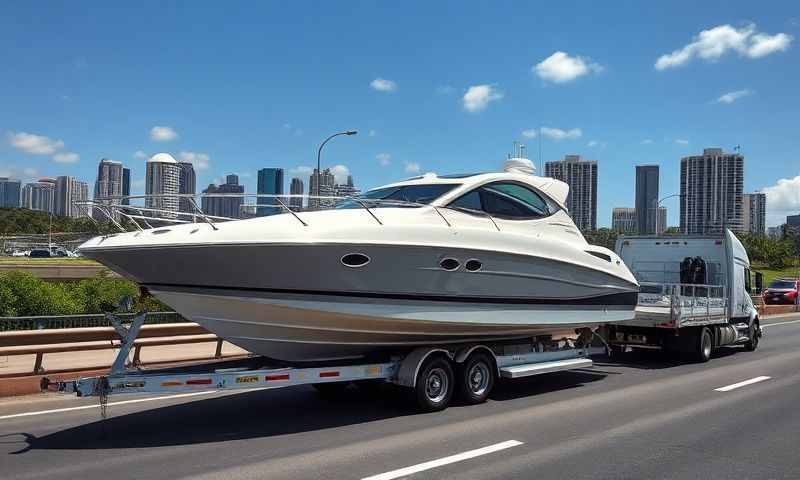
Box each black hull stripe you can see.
[144,283,639,307]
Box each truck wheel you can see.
[694,327,713,363]
[456,352,495,404]
[414,355,454,412]
[744,321,760,351]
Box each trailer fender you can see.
[454,345,499,377]
[395,347,452,387]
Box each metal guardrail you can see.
[0,311,187,332]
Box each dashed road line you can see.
[714,376,771,392]
[761,319,800,328]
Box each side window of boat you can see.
[480,182,550,219]
[448,190,482,213]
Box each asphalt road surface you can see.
[2,315,800,480]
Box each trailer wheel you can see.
[694,327,713,363]
[457,352,495,404]
[744,321,760,351]
[414,355,454,412]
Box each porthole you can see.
[465,259,482,272]
[440,258,460,271]
[341,253,371,268]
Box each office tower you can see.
[256,168,284,216]
[289,177,304,210]
[309,168,336,209]
[93,158,124,220]
[657,206,667,234]
[0,177,22,208]
[334,175,360,198]
[55,176,85,218]
[122,167,131,205]
[742,193,766,235]
[22,179,55,213]
[544,155,598,231]
[680,148,744,235]
[786,214,800,227]
[145,153,181,219]
[202,175,244,218]
[635,165,659,234]
[178,161,196,213]
[612,208,636,234]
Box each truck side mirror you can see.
[754,272,763,294]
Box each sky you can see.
[1,1,799,227]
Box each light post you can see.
[315,130,357,198]
[652,194,684,235]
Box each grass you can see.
[0,257,100,266]
[752,261,800,286]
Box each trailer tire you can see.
[456,352,495,405]
[744,320,760,352]
[414,355,454,412]
[694,327,713,363]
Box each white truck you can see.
[609,229,762,361]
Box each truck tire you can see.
[456,352,495,405]
[414,355,454,412]
[744,321,760,351]
[694,327,713,363]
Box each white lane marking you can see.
[0,390,218,421]
[714,376,771,392]
[762,319,800,328]
[361,440,523,480]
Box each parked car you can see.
[28,248,52,258]
[762,278,800,305]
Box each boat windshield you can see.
[336,184,460,209]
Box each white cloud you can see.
[462,85,503,113]
[150,126,178,142]
[53,152,80,163]
[436,85,456,95]
[376,153,391,166]
[641,139,654,145]
[522,129,538,139]
[330,164,350,184]
[763,176,800,225]
[587,140,606,148]
[370,78,397,92]
[533,51,603,83]
[8,131,65,155]
[715,89,753,104]
[23,167,38,177]
[655,24,793,70]
[540,127,582,140]
[178,151,210,170]
[404,161,420,173]
[675,139,690,145]
[290,165,313,177]
[133,150,148,160]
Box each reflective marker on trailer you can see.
[319,371,340,378]
[186,379,213,385]
[160,381,183,387]
[265,374,290,381]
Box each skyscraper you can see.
[612,208,636,234]
[680,148,744,235]
[93,158,124,221]
[309,168,335,209]
[202,174,244,218]
[22,179,55,213]
[544,155,597,231]
[145,153,181,219]
[742,192,766,235]
[257,168,284,216]
[635,165,659,234]
[178,161,196,213]
[0,177,21,208]
[55,176,88,218]
[334,175,360,198]
[657,206,667,234]
[289,177,304,210]
[122,167,131,206]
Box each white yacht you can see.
[79,162,639,361]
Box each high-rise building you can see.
[289,177,304,210]
[54,176,88,218]
[122,167,131,205]
[680,148,744,235]
[257,168,284,216]
[657,206,667,234]
[334,175,360,198]
[635,165,659,234]
[309,168,336,209]
[612,208,636,234]
[0,177,21,208]
[544,155,597,231]
[145,153,181,219]
[93,158,124,221]
[22,179,55,213]
[202,175,244,218]
[742,192,766,235]
[178,161,196,213]
[786,214,800,227]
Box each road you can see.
[2,315,800,480]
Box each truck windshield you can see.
[336,184,460,209]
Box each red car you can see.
[763,278,800,305]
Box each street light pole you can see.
[315,130,358,198]
[652,193,684,235]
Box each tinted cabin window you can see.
[338,184,460,209]
[449,190,482,212]
[448,182,551,220]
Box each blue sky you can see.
[1,1,799,227]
